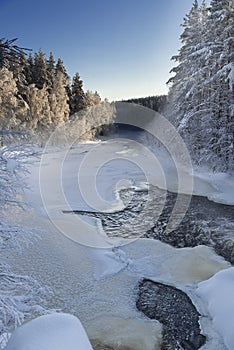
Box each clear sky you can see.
[0,0,200,101]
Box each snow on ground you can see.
[197,268,234,350]
[192,170,234,205]
[148,147,234,206]
[4,313,94,350]
[2,138,233,349]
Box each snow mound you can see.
[4,313,93,350]
[197,267,234,350]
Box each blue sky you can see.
[1,0,199,101]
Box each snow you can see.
[150,151,234,206]
[4,313,94,350]
[227,62,234,91]
[2,137,233,349]
[197,268,234,350]
[193,170,234,206]
[6,158,18,174]
[91,241,230,286]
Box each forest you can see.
[166,0,233,172]
[122,95,167,113]
[0,40,102,135]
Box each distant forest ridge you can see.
[122,95,167,113]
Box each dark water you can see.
[64,185,234,264]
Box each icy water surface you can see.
[65,185,234,264]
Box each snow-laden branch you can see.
[0,140,51,344]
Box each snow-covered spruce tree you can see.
[0,41,105,135]
[0,141,51,344]
[203,0,234,171]
[85,90,101,107]
[7,51,28,96]
[0,38,30,69]
[26,84,51,131]
[70,72,87,114]
[32,49,49,90]
[167,0,234,171]
[47,52,56,92]
[167,0,200,121]
[23,52,34,86]
[55,58,70,87]
[49,71,70,126]
[0,68,28,130]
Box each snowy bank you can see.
[193,170,234,206]
[4,313,93,350]
[197,267,234,350]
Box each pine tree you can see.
[70,72,86,114]
[33,49,49,89]
[47,52,56,91]
[21,52,34,87]
[55,58,70,85]
[49,72,70,125]
[0,38,30,69]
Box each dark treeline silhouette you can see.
[122,95,167,113]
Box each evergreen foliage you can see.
[167,0,234,172]
[70,72,86,114]
[0,38,30,69]
[0,43,102,136]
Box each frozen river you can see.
[3,134,234,349]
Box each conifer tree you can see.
[70,72,86,114]
[49,72,70,125]
[85,90,101,106]
[47,52,56,91]
[23,52,34,86]
[55,58,70,85]
[167,0,233,171]
[33,49,49,89]
[26,84,51,130]
[0,38,30,69]
[0,68,27,129]
[204,0,234,169]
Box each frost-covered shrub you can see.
[0,140,51,346]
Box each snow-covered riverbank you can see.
[2,138,234,349]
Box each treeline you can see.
[0,41,103,134]
[123,95,167,113]
[167,0,233,172]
